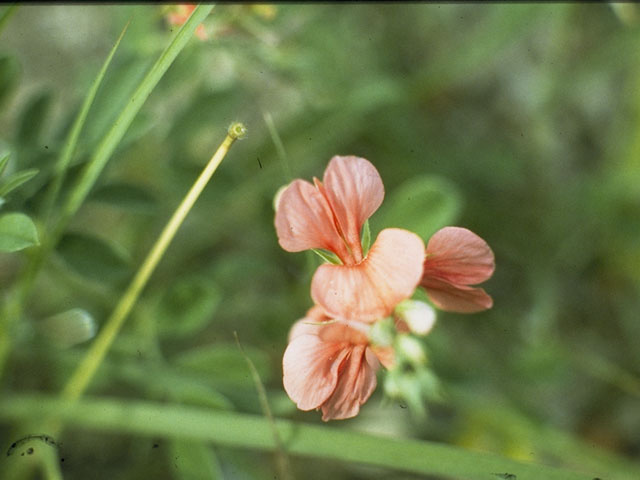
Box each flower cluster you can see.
[274,156,494,421]
[164,5,208,41]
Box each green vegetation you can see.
[0,4,639,480]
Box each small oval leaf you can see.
[56,232,131,283]
[90,182,157,213]
[169,440,223,480]
[157,275,221,339]
[17,90,53,146]
[0,212,39,252]
[37,308,97,348]
[173,344,271,385]
[0,55,20,108]
[373,175,462,241]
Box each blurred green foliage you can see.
[1,3,640,480]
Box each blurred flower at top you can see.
[420,227,495,313]
[248,4,277,21]
[165,4,208,40]
[275,156,425,322]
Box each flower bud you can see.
[37,308,96,348]
[272,183,289,211]
[369,317,395,348]
[396,334,426,367]
[383,370,402,398]
[396,300,436,336]
[228,122,247,140]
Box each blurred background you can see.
[1,3,639,479]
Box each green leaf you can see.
[36,308,96,348]
[310,248,341,265]
[174,344,271,385]
[90,182,157,214]
[56,232,131,283]
[0,54,20,108]
[17,90,53,146]
[361,219,371,254]
[0,212,39,252]
[156,275,220,339]
[0,168,38,197]
[115,363,234,411]
[374,174,462,241]
[168,440,223,480]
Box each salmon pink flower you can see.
[166,4,208,40]
[275,156,425,322]
[420,227,495,313]
[283,306,394,421]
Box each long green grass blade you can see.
[0,394,617,480]
[56,4,214,237]
[0,4,214,381]
[0,153,9,176]
[41,21,129,224]
[0,5,18,37]
[0,168,38,197]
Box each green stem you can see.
[59,123,245,408]
[263,111,292,181]
[0,5,214,380]
[234,332,294,480]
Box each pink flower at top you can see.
[275,156,425,322]
[282,306,393,421]
[420,227,495,313]
[166,4,208,40]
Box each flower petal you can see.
[323,156,384,262]
[320,345,379,421]
[370,345,395,369]
[422,276,493,313]
[288,306,330,341]
[282,333,349,411]
[424,227,495,285]
[275,179,348,259]
[311,228,425,322]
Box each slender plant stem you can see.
[263,111,292,181]
[234,332,294,480]
[0,5,214,380]
[59,123,245,408]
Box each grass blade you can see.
[56,4,214,238]
[0,4,18,37]
[0,393,620,480]
[41,21,129,224]
[0,152,9,176]
[0,4,214,382]
[0,168,38,197]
